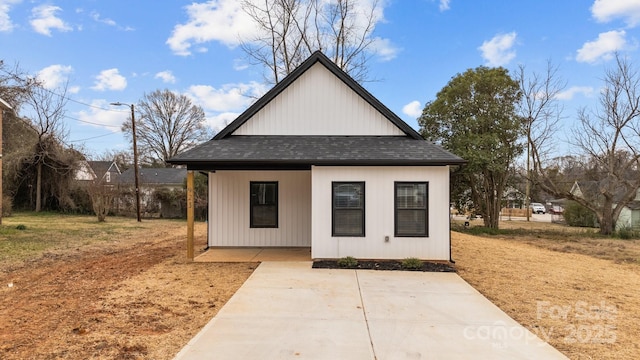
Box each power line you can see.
[68,131,121,143]
[63,114,121,128]
[41,86,131,112]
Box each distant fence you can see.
[500,208,531,217]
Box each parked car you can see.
[529,202,546,214]
[549,205,564,214]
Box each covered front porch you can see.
[194,247,311,262]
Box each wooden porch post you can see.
[187,170,194,260]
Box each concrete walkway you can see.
[174,262,567,359]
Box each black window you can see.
[395,182,428,237]
[250,182,278,228]
[332,182,365,236]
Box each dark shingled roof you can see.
[168,136,465,170]
[87,161,119,177]
[119,168,187,185]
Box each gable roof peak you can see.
[214,51,422,140]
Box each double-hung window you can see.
[250,182,278,228]
[332,182,365,236]
[395,182,428,236]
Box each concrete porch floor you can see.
[194,247,312,262]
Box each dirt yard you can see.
[0,214,256,359]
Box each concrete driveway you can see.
[174,262,567,359]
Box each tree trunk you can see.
[599,204,615,235]
[35,161,42,212]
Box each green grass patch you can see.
[0,212,177,266]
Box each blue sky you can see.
[2,0,640,158]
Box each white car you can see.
[529,202,546,214]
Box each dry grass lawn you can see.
[453,220,640,359]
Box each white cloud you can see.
[90,11,134,31]
[592,0,640,27]
[371,37,400,61]
[90,11,115,26]
[166,0,394,61]
[233,58,249,71]
[576,30,627,63]
[186,81,269,130]
[187,81,268,111]
[36,64,73,89]
[478,32,517,67]
[402,100,422,118]
[91,68,127,91]
[30,4,72,36]
[76,99,128,129]
[155,70,176,84]
[0,0,21,32]
[166,0,256,56]
[555,86,595,100]
[439,0,451,11]
[206,112,242,131]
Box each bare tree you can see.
[24,84,69,212]
[533,54,640,234]
[122,89,210,167]
[0,60,40,110]
[240,0,380,83]
[516,61,566,219]
[87,179,117,222]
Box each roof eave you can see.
[168,158,466,170]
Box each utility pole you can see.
[525,119,531,222]
[111,102,142,222]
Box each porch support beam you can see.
[187,170,194,260]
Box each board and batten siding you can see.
[233,63,405,136]
[311,166,451,260]
[208,171,311,247]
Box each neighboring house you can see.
[570,181,640,230]
[168,51,465,261]
[502,187,526,209]
[617,197,640,231]
[118,167,187,218]
[75,160,121,184]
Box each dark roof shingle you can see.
[168,136,465,170]
[119,168,187,185]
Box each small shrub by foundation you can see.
[337,256,358,268]
[401,257,423,270]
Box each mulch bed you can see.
[312,260,456,272]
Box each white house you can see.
[74,160,121,184]
[169,51,465,261]
[570,181,640,231]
